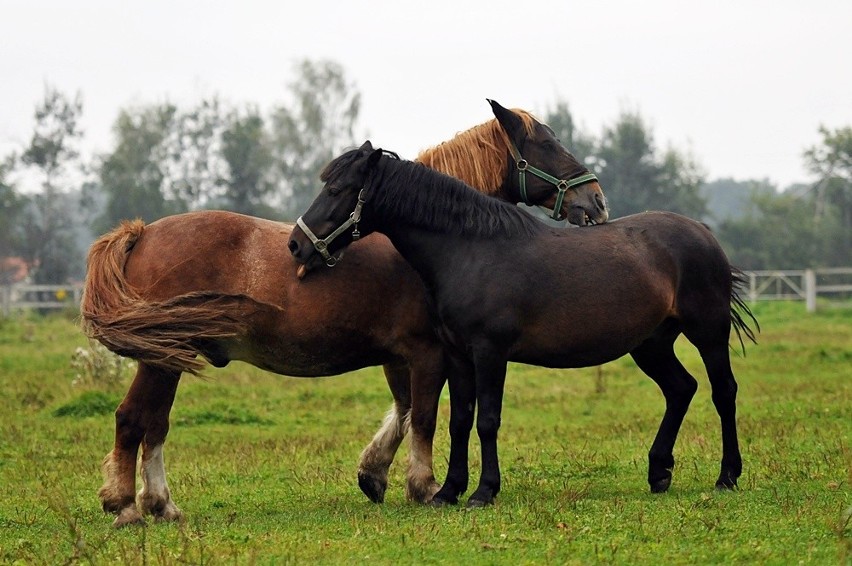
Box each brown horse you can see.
[81,100,609,527]
[289,144,758,507]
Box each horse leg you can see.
[699,344,742,489]
[99,364,148,526]
[466,347,508,508]
[431,354,476,506]
[99,363,177,526]
[682,300,743,490]
[357,360,411,503]
[630,337,698,493]
[136,366,183,522]
[404,347,448,503]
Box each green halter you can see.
[508,141,598,221]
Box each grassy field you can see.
[0,302,849,565]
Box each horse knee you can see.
[711,377,738,411]
[449,404,475,436]
[672,376,698,404]
[476,413,501,442]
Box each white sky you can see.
[1,0,850,189]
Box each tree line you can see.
[1,59,850,285]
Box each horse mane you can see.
[415,110,539,196]
[369,153,543,239]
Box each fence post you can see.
[748,272,757,302]
[1,286,10,317]
[805,269,817,312]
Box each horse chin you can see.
[565,206,608,226]
[565,207,589,227]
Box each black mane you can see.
[326,149,544,239]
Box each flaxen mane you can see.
[416,110,538,195]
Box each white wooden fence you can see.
[743,268,852,312]
[1,284,84,316]
[2,268,852,315]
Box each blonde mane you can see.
[415,109,538,196]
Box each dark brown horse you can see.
[289,144,758,507]
[81,100,608,527]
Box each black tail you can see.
[730,267,759,354]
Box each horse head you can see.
[489,99,609,226]
[289,141,381,278]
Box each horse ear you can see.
[359,140,374,152]
[367,148,383,169]
[488,99,524,141]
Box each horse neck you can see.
[366,160,541,286]
[416,121,510,200]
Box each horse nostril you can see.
[288,239,299,256]
[595,192,606,210]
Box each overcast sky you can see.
[2,0,850,190]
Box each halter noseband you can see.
[508,141,598,221]
[296,188,367,267]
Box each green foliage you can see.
[94,104,184,233]
[700,177,775,227]
[272,59,362,220]
[719,189,846,269]
[0,157,27,267]
[0,305,849,564]
[595,111,707,219]
[543,100,595,162]
[804,125,852,253]
[52,390,120,418]
[14,85,85,284]
[219,107,277,217]
[88,59,362,228]
[544,106,707,220]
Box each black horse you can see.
[289,144,757,507]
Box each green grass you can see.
[0,302,849,565]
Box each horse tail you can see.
[80,219,249,375]
[729,267,759,354]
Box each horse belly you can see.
[510,337,638,369]
[236,328,396,377]
[507,306,670,369]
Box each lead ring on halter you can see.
[508,141,598,221]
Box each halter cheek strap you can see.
[296,188,367,267]
[509,141,598,221]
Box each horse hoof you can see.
[650,477,672,493]
[406,480,440,505]
[358,473,386,504]
[715,468,739,490]
[152,502,184,523]
[113,507,145,528]
[429,491,459,507]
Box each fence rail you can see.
[2,268,852,315]
[743,268,852,311]
[1,284,84,316]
